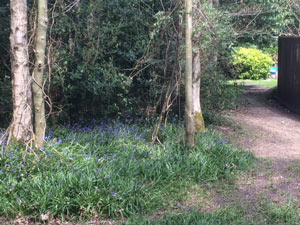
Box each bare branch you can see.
[64,0,80,13]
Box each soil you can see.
[220,84,300,209]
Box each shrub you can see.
[232,47,274,80]
[201,71,245,124]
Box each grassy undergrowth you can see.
[288,160,300,176]
[127,201,300,225]
[0,119,254,222]
[127,207,249,225]
[229,79,277,88]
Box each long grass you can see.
[0,118,254,221]
[228,79,277,88]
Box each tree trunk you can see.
[9,0,33,143]
[207,0,219,6]
[192,45,205,133]
[185,0,195,148]
[212,0,220,7]
[32,0,47,147]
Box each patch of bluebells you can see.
[0,118,253,219]
[216,137,227,146]
[55,138,62,145]
[43,118,151,147]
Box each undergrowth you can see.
[127,202,300,225]
[127,207,249,225]
[0,118,254,221]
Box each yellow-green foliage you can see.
[232,48,274,80]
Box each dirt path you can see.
[225,84,300,207]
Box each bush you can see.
[201,71,245,125]
[232,48,274,80]
[0,71,11,127]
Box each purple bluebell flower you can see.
[55,138,62,145]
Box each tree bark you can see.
[185,0,195,148]
[32,0,48,147]
[192,45,205,133]
[9,0,33,143]
[206,0,219,6]
[212,0,220,7]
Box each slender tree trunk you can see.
[208,0,220,6]
[213,0,220,7]
[32,0,48,147]
[9,0,33,143]
[192,45,205,133]
[185,0,194,147]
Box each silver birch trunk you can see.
[32,0,47,147]
[185,0,195,147]
[212,0,219,7]
[192,0,205,134]
[208,0,220,6]
[9,0,33,143]
[192,45,205,133]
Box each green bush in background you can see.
[232,47,274,80]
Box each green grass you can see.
[0,119,254,222]
[127,207,250,225]
[263,203,300,224]
[127,201,300,225]
[1,120,299,225]
[288,160,300,177]
[229,79,277,88]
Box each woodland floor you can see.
[137,83,300,224]
[2,84,300,224]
